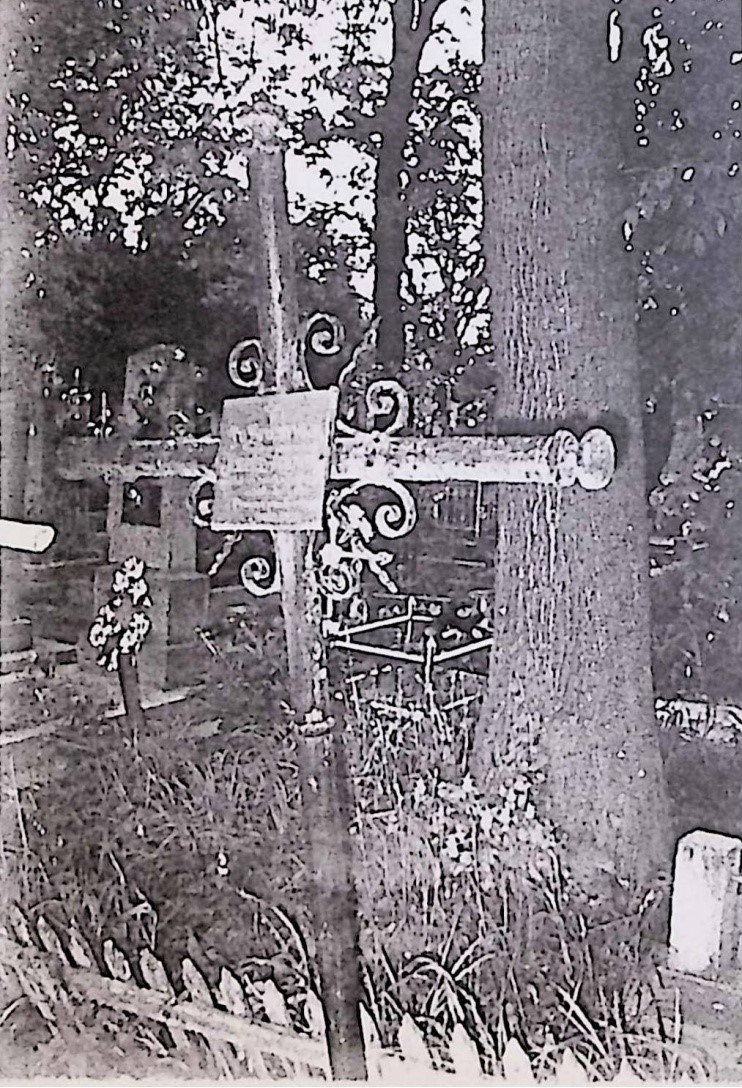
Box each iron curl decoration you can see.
[302,313,410,438]
[222,333,281,597]
[187,471,217,529]
[227,338,265,394]
[346,594,370,627]
[358,378,410,436]
[333,478,418,541]
[319,479,418,599]
[316,542,363,602]
[300,313,416,606]
[188,470,278,594]
[166,409,193,438]
[239,554,281,597]
[303,311,345,358]
[335,323,410,435]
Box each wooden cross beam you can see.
[0,518,56,554]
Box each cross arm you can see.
[56,436,220,482]
[57,427,615,491]
[337,428,616,490]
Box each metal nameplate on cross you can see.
[211,390,340,532]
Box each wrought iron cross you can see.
[56,124,618,1081]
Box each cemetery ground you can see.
[1,345,740,1080]
[3,594,742,1082]
[1,5,739,1075]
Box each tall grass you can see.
[13,654,709,1081]
[343,662,704,1081]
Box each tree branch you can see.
[413,0,447,55]
[303,0,447,149]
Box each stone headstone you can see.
[668,829,742,976]
[120,343,198,440]
[93,344,209,693]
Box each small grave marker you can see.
[668,829,742,976]
[82,344,210,695]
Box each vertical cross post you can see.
[250,140,367,1081]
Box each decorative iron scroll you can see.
[206,530,242,579]
[303,312,345,358]
[239,555,280,597]
[187,469,281,595]
[303,313,410,439]
[209,318,418,604]
[184,340,270,595]
[227,338,265,395]
[187,472,217,529]
[302,313,417,606]
[318,479,418,602]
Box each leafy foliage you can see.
[18,658,308,991]
[9,0,231,247]
[8,0,493,421]
[8,184,264,409]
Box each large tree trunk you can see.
[473,0,672,892]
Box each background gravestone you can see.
[92,344,210,694]
[21,372,108,650]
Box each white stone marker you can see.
[668,829,742,976]
[0,517,55,554]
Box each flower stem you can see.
[118,653,145,742]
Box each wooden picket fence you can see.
[1,905,328,1081]
[0,905,645,1084]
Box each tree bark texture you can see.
[474,1,672,890]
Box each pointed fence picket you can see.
[0,905,643,1084]
[1,905,331,1080]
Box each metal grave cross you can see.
[55,128,617,1082]
[56,328,617,1081]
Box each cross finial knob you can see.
[576,429,617,491]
